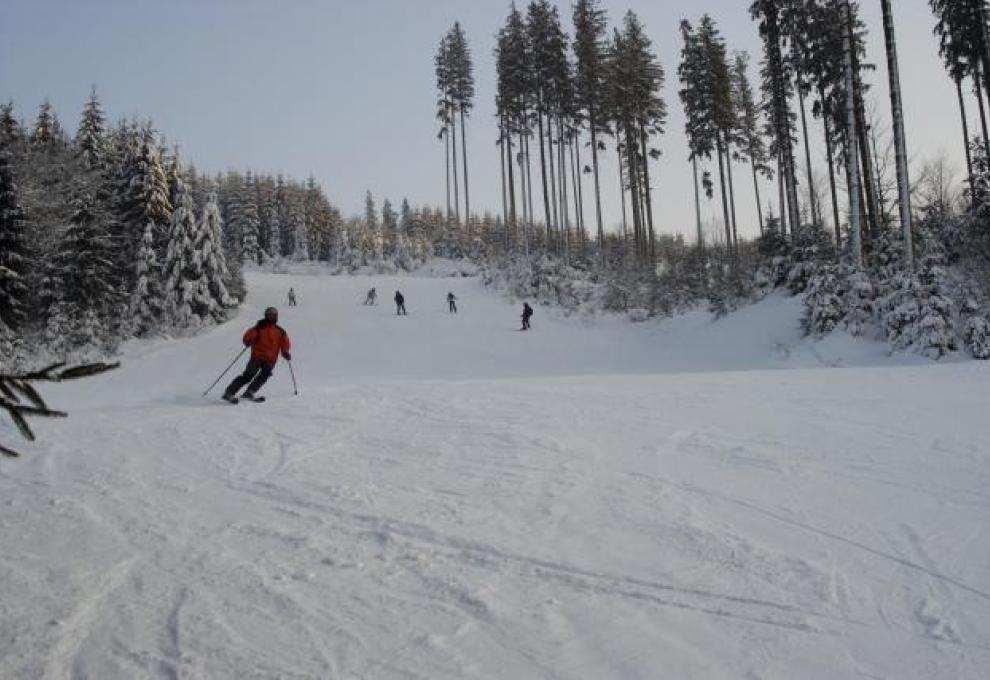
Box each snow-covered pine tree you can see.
[291,204,309,262]
[75,87,106,170]
[162,186,201,327]
[31,99,60,147]
[123,127,172,257]
[0,102,22,148]
[190,190,234,320]
[239,173,262,265]
[45,187,117,352]
[572,0,610,257]
[0,155,29,332]
[130,219,163,336]
[964,315,990,358]
[382,198,396,255]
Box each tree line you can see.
[432,1,990,359]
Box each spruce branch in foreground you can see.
[0,361,119,458]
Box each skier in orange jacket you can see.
[222,307,291,402]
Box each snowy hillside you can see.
[1,271,988,679]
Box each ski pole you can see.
[202,346,248,396]
[287,359,298,395]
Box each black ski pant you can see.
[396,303,407,315]
[522,316,531,330]
[224,357,274,396]
[449,301,457,313]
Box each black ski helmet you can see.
[264,306,278,322]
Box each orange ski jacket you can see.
[243,321,291,364]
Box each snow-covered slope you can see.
[1,272,988,679]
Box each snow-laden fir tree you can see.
[75,87,106,170]
[123,127,172,255]
[45,188,117,352]
[31,99,61,146]
[964,315,990,358]
[162,186,201,327]
[0,155,29,333]
[237,173,262,265]
[0,102,22,148]
[189,190,234,320]
[291,204,309,262]
[130,219,163,336]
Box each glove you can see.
[282,351,292,361]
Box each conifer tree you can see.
[31,99,60,146]
[238,173,262,265]
[162,187,200,326]
[608,11,666,264]
[130,220,163,335]
[448,22,475,222]
[46,187,117,348]
[750,0,801,235]
[882,0,914,270]
[76,87,106,169]
[123,127,172,255]
[0,102,21,148]
[572,0,610,258]
[192,190,233,319]
[0,155,29,331]
[731,52,771,235]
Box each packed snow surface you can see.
[2,271,989,679]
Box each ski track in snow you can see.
[1,270,989,679]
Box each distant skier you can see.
[287,288,297,306]
[394,290,407,315]
[447,291,457,314]
[222,306,292,403]
[364,287,377,305]
[521,302,533,330]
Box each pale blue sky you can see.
[0,0,968,240]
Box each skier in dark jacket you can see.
[364,287,377,305]
[287,288,297,306]
[394,291,407,315]
[521,302,533,330]
[447,292,457,313]
[222,307,292,402]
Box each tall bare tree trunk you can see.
[444,128,451,220]
[572,135,585,243]
[499,126,508,231]
[693,156,704,247]
[974,71,990,160]
[820,90,842,251]
[589,111,605,262]
[798,88,818,225]
[459,107,470,223]
[624,125,644,264]
[570,134,584,253]
[524,128,535,237]
[506,127,517,251]
[716,137,733,261]
[778,153,788,237]
[558,117,571,262]
[516,132,532,243]
[751,163,764,236]
[881,0,913,270]
[450,113,460,224]
[843,0,863,267]
[639,126,656,262]
[618,142,628,263]
[547,117,560,253]
[723,131,739,255]
[957,78,975,197]
[849,23,877,245]
[536,110,552,244]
